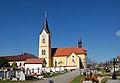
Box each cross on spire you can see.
[45,11,47,17]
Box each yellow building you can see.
[39,16,87,69]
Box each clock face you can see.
[42,34,46,38]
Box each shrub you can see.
[80,75,99,83]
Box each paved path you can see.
[33,69,79,83]
[98,76,120,83]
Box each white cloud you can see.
[115,30,120,37]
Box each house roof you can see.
[24,58,45,64]
[52,47,86,57]
[0,53,38,61]
[117,56,120,60]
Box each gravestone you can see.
[19,71,25,80]
[38,75,44,79]
[16,71,20,78]
[83,81,92,83]
[6,71,10,80]
[12,78,17,81]
[0,77,2,80]
[107,80,120,83]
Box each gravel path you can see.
[33,69,79,83]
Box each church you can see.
[39,15,87,69]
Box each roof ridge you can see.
[52,47,79,49]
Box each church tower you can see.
[78,36,82,48]
[39,13,51,67]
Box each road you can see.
[33,69,79,83]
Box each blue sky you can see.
[0,0,120,62]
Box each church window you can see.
[15,63,17,66]
[72,56,75,62]
[42,50,46,55]
[19,63,22,66]
[42,38,45,43]
[55,60,57,67]
[32,68,34,73]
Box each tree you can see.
[11,61,17,77]
[0,57,9,68]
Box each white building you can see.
[0,53,38,68]
[24,58,46,74]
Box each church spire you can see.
[40,11,50,34]
[78,36,82,48]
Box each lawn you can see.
[0,71,67,83]
[0,80,37,83]
[71,75,84,83]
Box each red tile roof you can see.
[52,47,86,57]
[117,56,120,60]
[24,58,45,64]
[0,53,38,61]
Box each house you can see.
[0,53,38,68]
[24,58,46,74]
[38,15,87,69]
[117,56,120,61]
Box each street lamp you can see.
[105,61,108,72]
[112,58,117,79]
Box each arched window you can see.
[19,63,22,66]
[55,60,57,67]
[44,50,46,55]
[42,38,45,43]
[72,56,75,62]
[15,63,17,66]
[42,50,46,55]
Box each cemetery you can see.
[71,58,120,83]
[0,66,74,82]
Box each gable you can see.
[67,52,79,59]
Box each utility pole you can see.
[112,58,117,79]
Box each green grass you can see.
[71,75,84,83]
[0,80,37,83]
